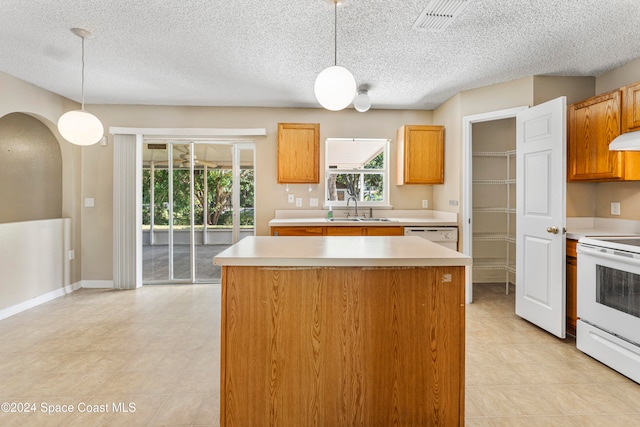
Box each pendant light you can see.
[353,88,371,112]
[314,0,356,111]
[57,28,104,146]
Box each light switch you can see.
[310,198,318,207]
[288,194,295,204]
[84,198,95,207]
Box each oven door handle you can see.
[578,244,640,267]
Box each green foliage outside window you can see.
[142,168,254,227]
[327,152,384,202]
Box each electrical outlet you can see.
[295,197,303,207]
[611,202,621,215]
[422,200,429,208]
[310,198,318,207]
[288,194,295,204]
[84,197,95,207]
[449,200,459,206]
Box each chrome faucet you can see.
[347,196,358,218]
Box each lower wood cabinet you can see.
[566,239,578,336]
[364,226,404,236]
[220,265,465,425]
[270,226,324,236]
[272,226,405,236]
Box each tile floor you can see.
[466,284,640,426]
[0,282,638,426]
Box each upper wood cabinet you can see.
[622,81,640,133]
[277,123,320,184]
[568,88,640,182]
[396,125,444,185]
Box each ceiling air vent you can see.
[412,0,471,32]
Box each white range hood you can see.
[609,131,640,151]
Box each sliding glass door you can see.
[142,140,255,284]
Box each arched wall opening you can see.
[0,112,63,223]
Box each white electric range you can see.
[577,235,640,384]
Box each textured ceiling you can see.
[1,0,640,110]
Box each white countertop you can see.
[268,217,457,227]
[566,217,640,240]
[214,236,472,267]
[268,209,458,228]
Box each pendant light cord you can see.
[334,1,337,66]
[81,36,86,111]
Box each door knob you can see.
[546,226,559,234]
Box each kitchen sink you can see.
[327,217,395,222]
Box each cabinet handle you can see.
[546,226,559,234]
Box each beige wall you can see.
[85,105,433,280]
[0,72,82,284]
[432,93,462,213]
[433,77,534,228]
[0,113,62,222]
[533,76,595,106]
[596,57,640,94]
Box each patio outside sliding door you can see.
[142,140,255,284]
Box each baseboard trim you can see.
[0,281,81,321]
[81,280,114,289]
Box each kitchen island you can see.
[214,236,472,426]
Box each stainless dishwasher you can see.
[404,227,458,250]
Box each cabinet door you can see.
[567,90,623,181]
[623,81,640,133]
[326,226,364,236]
[271,226,324,236]
[277,123,320,184]
[365,226,404,236]
[397,125,444,185]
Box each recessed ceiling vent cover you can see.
[412,0,471,32]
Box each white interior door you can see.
[515,96,566,338]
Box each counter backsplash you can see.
[566,217,640,239]
[273,209,458,222]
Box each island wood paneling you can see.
[220,265,465,426]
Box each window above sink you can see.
[325,138,390,208]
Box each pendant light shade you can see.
[58,110,104,146]
[315,0,356,111]
[58,28,103,146]
[314,65,356,111]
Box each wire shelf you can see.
[473,179,516,185]
[473,258,516,272]
[473,207,516,213]
[473,233,516,243]
[472,150,516,157]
